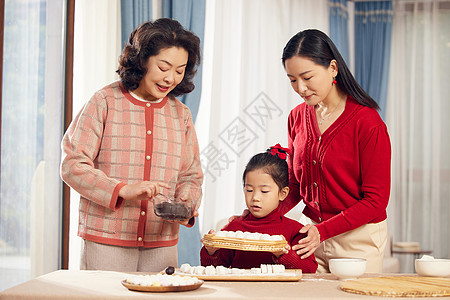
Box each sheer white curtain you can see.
[196,0,329,234]
[386,0,450,270]
[0,0,65,292]
[69,0,121,270]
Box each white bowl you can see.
[415,259,450,277]
[329,258,367,280]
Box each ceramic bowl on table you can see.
[415,258,450,277]
[329,258,367,280]
[153,193,194,221]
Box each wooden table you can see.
[0,270,444,299]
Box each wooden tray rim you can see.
[203,234,287,252]
[204,233,286,244]
[121,279,203,292]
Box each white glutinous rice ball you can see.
[254,233,263,240]
[235,230,244,238]
[205,265,216,275]
[246,232,259,240]
[251,267,262,274]
[261,264,268,273]
[266,264,273,274]
[231,268,241,274]
[125,275,138,285]
[242,232,252,239]
[215,231,227,238]
[272,264,285,273]
[269,235,283,241]
[216,265,229,275]
[260,234,271,241]
[225,231,236,238]
[194,266,205,275]
[180,263,191,273]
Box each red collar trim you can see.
[119,82,168,108]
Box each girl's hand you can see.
[272,244,290,258]
[291,224,321,259]
[119,181,171,201]
[201,229,219,255]
[228,209,250,223]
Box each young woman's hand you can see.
[291,224,321,259]
[119,181,171,201]
[201,229,219,255]
[272,244,290,258]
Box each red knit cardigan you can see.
[280,96,391,242]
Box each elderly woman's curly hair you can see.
[117,18,201,97]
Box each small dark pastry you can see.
[155,202,191,220]
[165,266,175,275]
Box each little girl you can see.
[200,145,318,273]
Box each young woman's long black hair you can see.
[282,29,379,109]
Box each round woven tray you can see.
[202,234,287,252]
[340,276,450,297]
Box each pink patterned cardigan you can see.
[61,81,203,248]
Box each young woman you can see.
[61,18,203,272]
[200,145,318,273]
[280,29,391,273]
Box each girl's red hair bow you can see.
[269,143,290,160]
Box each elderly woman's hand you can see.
[119,181,171,201]
[291,224,321,259]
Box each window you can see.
[0,0,65,291]
[386,1,450,271]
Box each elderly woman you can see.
[61,18,203,272]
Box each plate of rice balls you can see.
[122,267,203,292]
